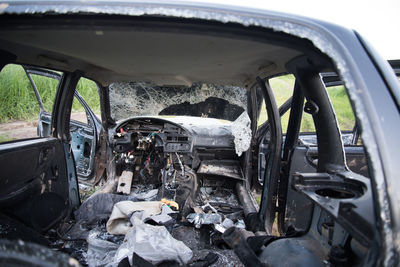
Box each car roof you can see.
[0,0,346,87]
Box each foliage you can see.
[0,64,100,122]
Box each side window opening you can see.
[266,73,356,135]
[71,96,88,125]
[0,64,43,142]
[300,79,355,134]
[296,78,368,176]
[327,85,355,132]
[73,77,101,124]
[0,65,101,143]
[257,100,268,127]
[299,109,315,133]
[270,74,295,133]
[258,74,295,130]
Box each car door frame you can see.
[23,66,101,181]
[254,77,283,234]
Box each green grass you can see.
[0,64,353,132]
[74,78,100,113]
[0,64,100,123]
[327,86,355,131]
[0,65,39,123]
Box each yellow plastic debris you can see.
[161,198,179,210]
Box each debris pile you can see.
[53,179,246,267]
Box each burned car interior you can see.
[0,4,397,267]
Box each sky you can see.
[188,0,400,59]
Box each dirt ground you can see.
[0,112,88,141]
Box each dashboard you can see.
[110,116,238,158]
[111,117,193,153]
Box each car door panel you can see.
[282,146,315,233]
[305,146,369,177]
[0,137,69,232]
[70,119,96,179]
[282,145,369,233]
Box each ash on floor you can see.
[172,225,243,267]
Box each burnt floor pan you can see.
[53,171,250,266]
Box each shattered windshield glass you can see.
[109,82,248,121]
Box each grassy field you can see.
[0,64,100,123]
[0,64,354,133]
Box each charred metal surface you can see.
[197,160,244,180]
[346,151,370,178]
[256,77,282,235]
[0,213,49,246]
[0,138,70,231]
[278,82,304,234]
[112,115,251,157]
[281,146,315,233]
[0,239,80,266]
[93,130,108,185]
[236,183,257,216]
[222,227,263,267]
[292,171,374,246]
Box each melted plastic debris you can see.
[231,112,252,156]
[74,193,137,225]
[130,188,158,201]
[60,240,88,266]
[106,201,168,235]
[198,161,243,180]
[199,187,240,208]
[87,229,119,267]
[109,82,247,121]
[190,185,244,233]
[187,213,222,228]
[114,217,193,265]
[60,184,244,266]
[172,225,244,267]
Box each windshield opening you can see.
[109,82,248,122]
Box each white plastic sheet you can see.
[86,230,119,267]
[106,201,164,235]
[114,217,193,265]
